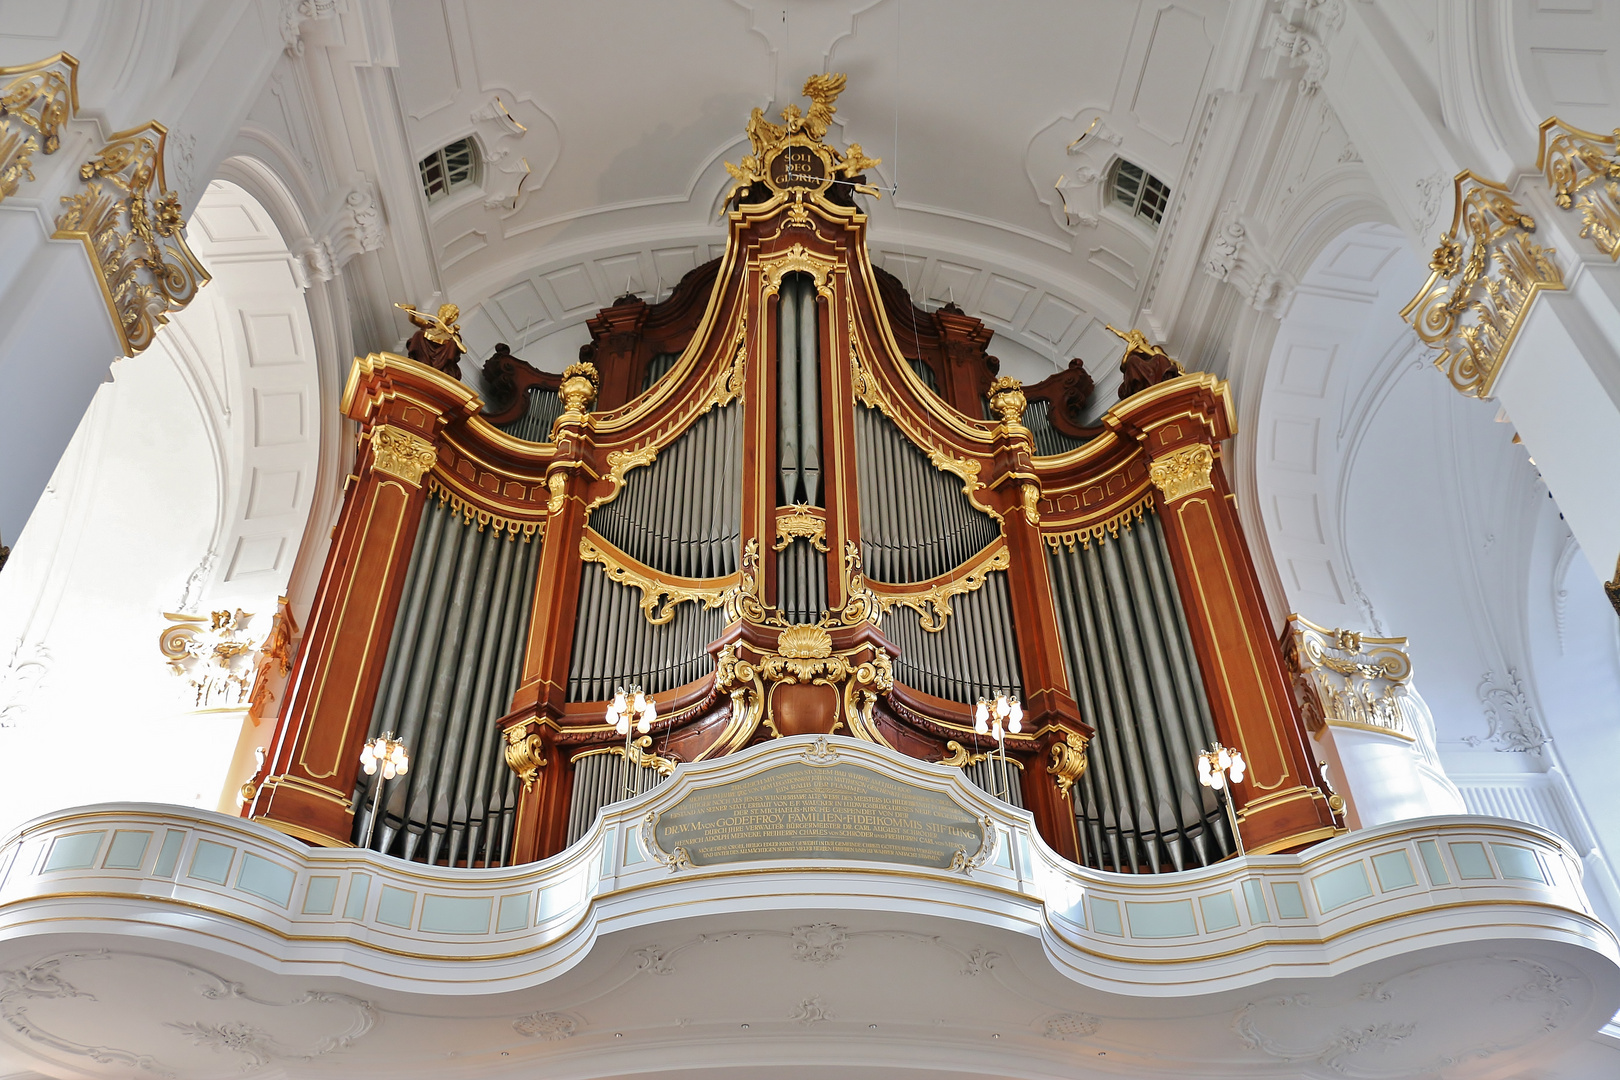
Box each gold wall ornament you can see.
[245,596,298,727]
[503,726,548,792]
[554,361,600,427]
[1046,730,1091,800]
[1400,172,1565,398]
[722,538,790,628]
[159,608,258,710]
[1148,444,1215,502]
[369,425,437,486]
[774,504,828,551]
[579,532,734,625]
[427,478,544,540]
[1043,495,1153,551]
[875,544,1010,633]
[584,445,657,513]
[0,52,77,204]
[720,73,881,214]
[819,541,883,629]
[1538,118,1620,260]
[1281,617,1416,740]
[988,376,1028,429]
[52,121,209,356]
[546,470,569,514]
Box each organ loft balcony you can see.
[0,74,1616,1080]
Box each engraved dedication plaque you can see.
[650,761,989,869]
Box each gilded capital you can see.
[503,726,547,792]
[1046,730,1090,800]
[1148,444,1215,502]
[0,52,78,204]
[1538,118,1620,260]
[369,424,437,486]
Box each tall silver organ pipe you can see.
[567,751,669,846]
[497,387,566,443]
[853,405,1000,584]
[566,569,727,700]
[1045,510,1234,874]
[776,537,828,624]
[884,572,1022,705]
[590,401,742,579]
[777,273,822,506]
[353,497,540,867]
[1023,399,1088,457]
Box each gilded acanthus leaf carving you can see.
[1148,445,1214,502]
[1539,117,1620,261]
[0,52,77,204]
[876,544,1009,633]
[1400,172,1564,398]
[774,504,828,552]
[368,425,437,486]
[580,532,733,625]
[53,121,209,355]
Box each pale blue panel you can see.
[1417,839,1449,885]
[497,892,531,933]
[343,873,371,919]
[376,885,416,928]
[235,853,295,908]
[43,831,106,872]
[153,830,185,878]
[1312,862,1373,913]
[1242,879,1270,923]
[420,894,492,934]
[1199,891,1241,932]
[1491,844,1544,882]
[1272,881,1308,919]
[538,879,578,923]
[187,840,234,885]
[102,830,151,870]
[1372,850,1418,891]
[623,829,644,866]
[303,875,339,915]
[1088,896,1123,937]
[1125,899,1198,939]
[600,830,615,875]
[1449,841,1495,880]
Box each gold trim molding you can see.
[774,503,828,551]
[426,476,543,540]
[0,52,77,203]
[1400,172,1565,398]
[580,530,734,625]
[52,120,210,356]
[369,425,437,486]
[1539,117,1620,260]
[1043,495,1153,552]
[1148,445,1214,502]
[873,542,1009,633]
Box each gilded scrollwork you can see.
[503,726,548,792]
[52,121,209,356]
[0,52,77,204]
[1400,172,1564,398]
[774,504,828,552]
[713,625,893,746]
[875,544,1009,633]
[939,740,989,768]
[819,541,883,630]
[1282,618,1416,739]
[707,314,748,413]
[1148,444,1215,502]
[722,538,790,628]
[369,425,437,486]
[584,445,657,513]
[1046,730,1090,800]
[1539,118,1620,260]
[580,532,732,625]
[760,242,838,296]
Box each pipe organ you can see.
[249,76,1339,872]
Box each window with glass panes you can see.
[419,138,479,203]
[1108,159,1170,227]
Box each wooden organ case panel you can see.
[248,76,1339,870]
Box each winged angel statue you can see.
[722,73,881,212]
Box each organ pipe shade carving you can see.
[354,496,540,867]
[568,565,729,701]
[1046,510,1234,873]
[854,405,1000,584]
[590,400,742,578]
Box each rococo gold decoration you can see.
[1281,616,1416,740]
[368,424,437,486]
[574,735,678,777]
[706,314,748,412]
[1538,117,1620,260]
[159,608,259,710]
[1400,172,1564,398]
[427,478,544,540]
[0,52,77,203]
[721,73,880,212]
[584,445,658,513]
[1148,444,1215,502]
[555,360,600,427]
[580,531,734,625]
[819,541,883,630]
[1044,495,1152,552]
[714,629,895,745]
[774,504,828,552]
[504,726,548,792]
[987,376,1028,429]
[722,538,791,628]
[939,740,989,768]
[1046,730,1090,800]
[53,120,209,356]
[875,543,1009,632]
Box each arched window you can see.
[418,137,480,202]
[1108,158,1171,227]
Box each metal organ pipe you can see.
[778,278,801,505]
[797,277,821,506]
[883,573,1021,705]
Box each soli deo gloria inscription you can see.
[647,762,990,870]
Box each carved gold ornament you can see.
[988,376,1028,428]
[573,736,677,777]
[1148,444,1215,502]
[1282,617,1416,740]
[721,73,881,213]
[368,425,437,486]
[427,478,544,540]
[1020,481,1042,525]
[760,242,838,296]
[1539,118,1620,260]
[819,541,883,630]
[580,532,733,625]
[504,726,548,792]
[774,504,829,552]
[1400,172,1564,398]
[53,121,209,356]
[714,631,894,745]
[704,314,749,413]
[546,471,569,514]
[1608,554,1620,620]
[1046,730,1090,800]
[875,543,1009,633]
[939,740,989,768]
[722,538,791,628]
[0,52,77,204]
[556,361,600,423]
[159,608,258,710]
[1044,495,1152,552]
[584,445,657,513]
